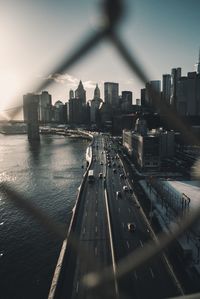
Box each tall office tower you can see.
[146,80,161,109]
[69,89,74,99]
[140,88,146,106]
[90,84,102,123]
[67,98,84,124]
[94,83,100,99]
[38,91,52,123]
[170,67,181,107]
[162,74,171,104]
[104,82,119,107]
[195,48,200,74]
[23,93,40,140]
[121,91,132,111]
[75,80,86,105]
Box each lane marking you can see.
[118,207,121,213]
[126,241,130,249]
[95,211,98,217]
[85,211,87,217]
[139,240,143,247]
[122,222,124,228]
[149,267,155,278]
[134,271,138,280]
[76,281,79,293]
[83,227,86,234]
[95,226,98,233]
[95,247,98,256]
[128,208,131,213]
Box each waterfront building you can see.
[67,97,84,124]
[52,100,67,123]
[23,93,40,140]
[38,91,52,123]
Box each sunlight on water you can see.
[0,172,16,183]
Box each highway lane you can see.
[57,135,116,299]
[106,142,181,299]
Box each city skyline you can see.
[0,0,200,116]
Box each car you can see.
[113,168,117,173]
[99,173,103,178]
[113,162,116,166]
[120,173,124,179]
[127,223,136,232]
[123,185,128,191]
[108,163,111,167]
[100,162,103,165]
[116,191,122,198]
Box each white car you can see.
[123,185,128,192]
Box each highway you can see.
[53,135,117,299]
[52,134,182,299]
[106,138,181,298]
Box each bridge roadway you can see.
[106,141,180,298]
[52,135,182,299]
[53,135,116,299]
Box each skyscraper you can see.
[75,80,86,105]
[23,93,40,140]
[194,48,200,74]
[38,91,52,123]
[162,74,171,104]
[90,84,102,124]
[94,84,100,99]
[69,89,74,99]
[170,67,181,107]
[104,82,119,107]
[121,91,132,111]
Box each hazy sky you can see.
[0,0,200,116]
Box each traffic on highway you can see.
[51,134,182,299]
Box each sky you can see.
[0,0,200,119]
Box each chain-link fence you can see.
[1,0,200,298]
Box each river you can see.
[0,134,89,299]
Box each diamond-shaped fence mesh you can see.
[1,0,200,298]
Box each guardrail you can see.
[48,136,94,299]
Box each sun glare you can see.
[0,71,25,119]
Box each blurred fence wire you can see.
[1,0,200,298]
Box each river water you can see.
[0,134,89,299]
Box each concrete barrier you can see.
[48,136,94,299]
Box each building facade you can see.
[104,82,119,107]
[23,93,40,140]
[38,91,52,123]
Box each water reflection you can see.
[27,139,41,164]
